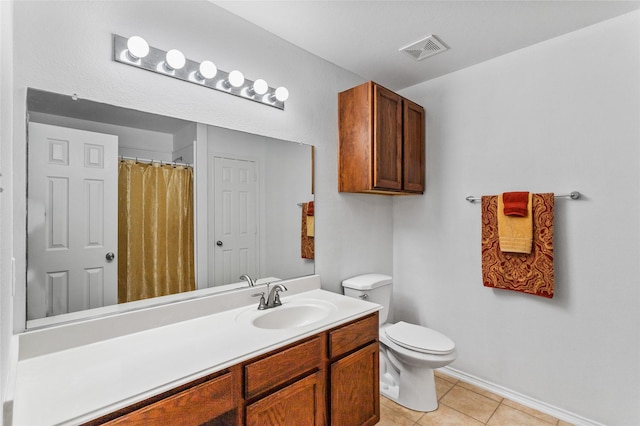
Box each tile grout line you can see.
[485,398,503,425]
[439,383,498,424]
[450,382,504,424]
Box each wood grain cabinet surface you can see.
[246,371,325,426]
[339,81,425,195]
[330,342,380,426]
[245,336,323,400]
[85,367,242,426]
[88,312,379,426]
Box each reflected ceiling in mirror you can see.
[25,88,314,329]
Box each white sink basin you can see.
[237,299,338,330]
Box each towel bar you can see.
[465,191,580,203]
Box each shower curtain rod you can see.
[465,191,581,203]
[119,155,192,167]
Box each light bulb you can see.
[126,36,149,60]
[198,60,217,80]
[228,70,245,88]
[274,86,289,102]
[165,49,186,71]
[252,79,269,95]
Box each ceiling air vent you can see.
[399,34,448,61]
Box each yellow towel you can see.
[306,215,315,237]
[497,193,533,253]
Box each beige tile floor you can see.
[378,370,574,426]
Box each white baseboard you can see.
[440,366,605,426]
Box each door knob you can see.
[106,252,115,262]
[216,241,223,247]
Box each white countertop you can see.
[12,287,380,425]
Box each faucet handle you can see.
[252,292,267,310]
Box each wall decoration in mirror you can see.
[25,88,314,329]
[113,34,289,110]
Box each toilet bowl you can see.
[342,274,457,412]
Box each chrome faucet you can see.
[267,284,288,308]
[252,283,288,310]
[239,274,256,287]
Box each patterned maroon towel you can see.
[301,202,314,259]
[481,193,554,298]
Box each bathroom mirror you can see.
[25,88,314,327]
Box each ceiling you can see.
[212,1,640,91]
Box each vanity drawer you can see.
[101,370,237,425]
[245,336,323,399]
[329,312,378,359]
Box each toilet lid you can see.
[385,322,455,355]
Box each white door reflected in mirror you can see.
[27,123,119,320]
[212,156,258,285]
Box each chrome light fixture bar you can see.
[113,34,288,110]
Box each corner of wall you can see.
[0,0,15,418]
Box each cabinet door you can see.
[246,371,325,426]
[330,342,380,426]
[403,99,425,193]
[373,84,403,191]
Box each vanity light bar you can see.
[112,34,288,110]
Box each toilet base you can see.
[381,365,438,412]
[380,347,440,412]
[380,380,399,400]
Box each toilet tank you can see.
[342,274,392,325]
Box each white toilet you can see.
[342,273,457,412]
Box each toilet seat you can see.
[385,321,455,355]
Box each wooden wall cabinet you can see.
[86,313,379,426]
[339,81,425,195]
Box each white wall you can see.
[173,122,197,164]
[263,139,314,279]
[0,1,14,421]
[396,11,640,425]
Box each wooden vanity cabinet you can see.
[88,312,379,426]
[244,314,379,426]
[339,81,425,195]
